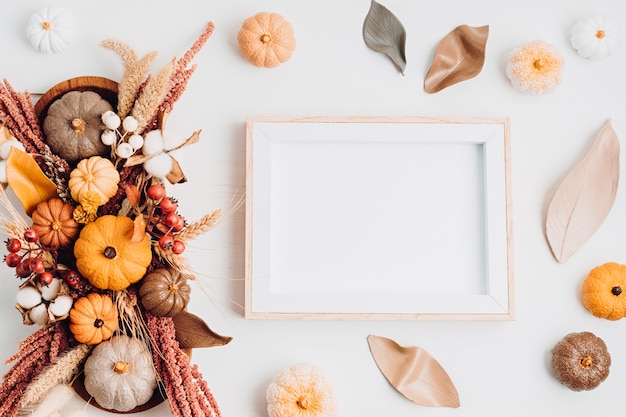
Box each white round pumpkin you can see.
[571,16,618,59]
[83,335,157,412]
[26,7,74,54]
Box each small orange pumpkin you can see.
[582,262,626,320]
[31,198,80,248]
[69,292,118,345]
[73,215,152,291]
[237,12,296,68]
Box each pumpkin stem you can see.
[612,286,622,296]
[169,283,179,293]
[113,361,131,374]
[596,30,606,39]
[533,59,544,70]
[581,356,593,368]
[260,33,272,44]
[42,21,52,31]
[103,246,117,259]
[296,396,309,410]
[71,118,86,135]
[93,318,104,328]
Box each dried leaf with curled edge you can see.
[173,311,232,349]
[363,0,407,74]
[367,334,460,408]
[6,147,58,216]
[424,25,489,93]
[546,120,620,263]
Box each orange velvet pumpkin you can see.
[69,292,118,345]
[237,12,296,68]
[73,215,152,291]
[31,198,80,247]
[582,262,626,320]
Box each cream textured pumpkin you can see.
[237,12,296,68]
[571,16,618,59]
[69,156,120,205]
[26,7,74,54]
[83,335,157,412]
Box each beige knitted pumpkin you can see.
[237,12,296,68]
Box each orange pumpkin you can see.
[73,215,152,291]
[31,198,80,247]
[582,262,626,320]
[69,292,118,345]
[237,12,296,68]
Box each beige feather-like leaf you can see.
[367,335,460,408]
[546,120,620,263]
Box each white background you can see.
[1,1,626,416]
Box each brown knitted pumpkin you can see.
[551,331,611,391]
[43,90,113,162]
[237,12,296,68]
[31,198,80,248]
[139,268,191,317]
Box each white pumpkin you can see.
[26,7,74,54]
[571,16,619,59]
[83,335,157,412]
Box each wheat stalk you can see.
[19,344,91,409]
[131,61,174,134]
[176,209,222,241]
[153,244,193,275]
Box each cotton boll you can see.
[144,153,173,178]
[122,116,139,133]
[38,277,61,301]
[128,134,144,150]
[16,286,42,310]
[116,142,135,159]
[29,303,49,325]
[142,130,165,155]
[0,140,25,159]
[162,130,186,151]
[49,294,73,317]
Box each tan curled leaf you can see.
[6,147,58,216]
[424,25,489,94]
[546,120,620,263]
[363,0,406,74]
[367,334,460,408]
[172,311,233,349]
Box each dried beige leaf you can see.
[362,0,406,74]
[367,334,460,408]
[6,147,58,216]
[546,120,620,263]
[424,25,489,93]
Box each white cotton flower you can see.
[101,129,117,146]
[128,134,144,150]
[0,139,25,159]
[102,111,121,129]
[116,142,135,159]
[142,130,165,155]
[16,286,42,310]
[144,153,173,178]
[122,116,139,133]
[162,129,186,151]
[29,304,49,325]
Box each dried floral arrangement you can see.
[0,21,232,417]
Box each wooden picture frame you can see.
[245,116,513,320]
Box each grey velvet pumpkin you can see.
[139,267,191,317]
[43,90,113,162]
[551,331,611,391]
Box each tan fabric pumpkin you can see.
[237,12,296,68]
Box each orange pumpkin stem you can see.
[260,33,272,44]
[596,30,606,39]
[71,118,86,135]
[296,396,309,410]
[581,356,593,368]
[42,21,52,31]
[533,59,544,70]
[169,283,179,293]
[113,361,131,374]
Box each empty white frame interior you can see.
[245,117,513,320]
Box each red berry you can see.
[158,235,174,250]
[158,197,178,213]
[15,261,31,278]
[173,216,186,232]
[146,184,166,201]
[5,238,21,253]
[5,253,21,268]
[162,212,180,228]
[38,271,54,286]
[171,240,186,255]
[23,228,38,243]
[64,270,81,287]
[29,258,45,274]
